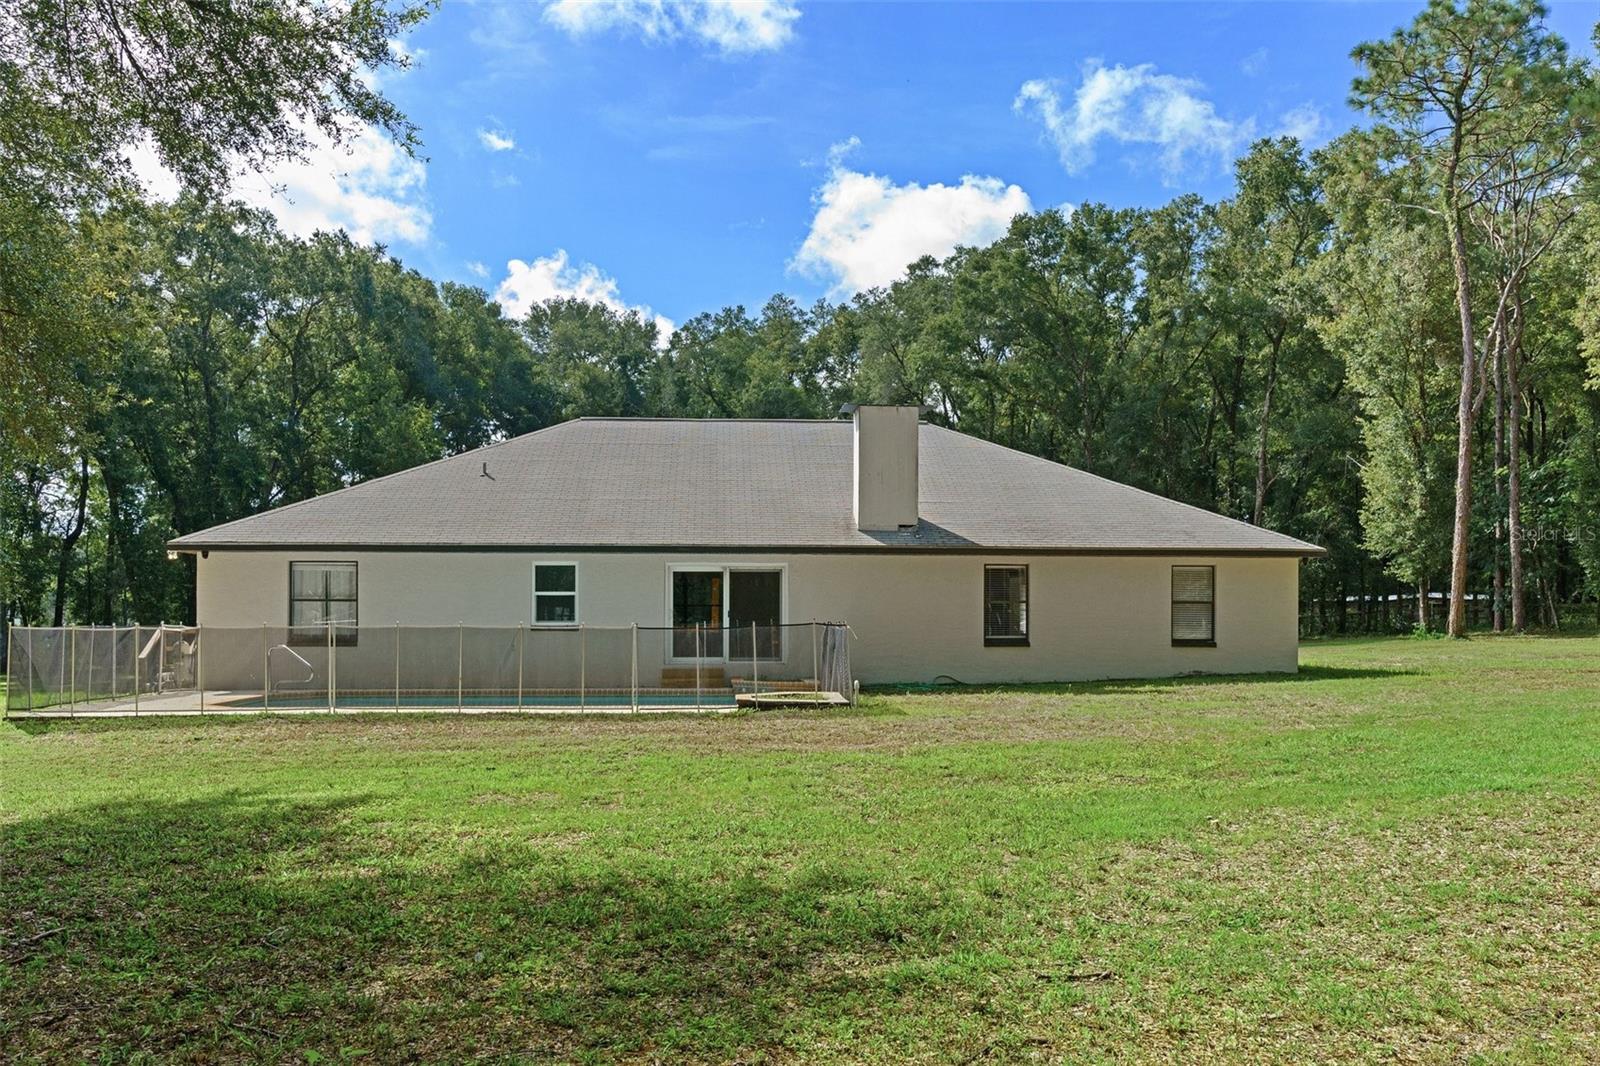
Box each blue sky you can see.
[181,1,1600,332]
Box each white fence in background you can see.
[4,622,853,717]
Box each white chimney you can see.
[847,404,920,531]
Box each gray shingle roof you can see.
[168,418,1324,555]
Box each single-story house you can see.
[168,405,1323,685]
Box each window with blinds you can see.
[289,561,358,645]
[984,565,1029,645]
[1171,565,1215,645]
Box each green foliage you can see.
[1,0,427,198]
[5,0,1600,639]
[1315,217,1459,591]
[0,0,428,462]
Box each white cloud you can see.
[792,139,1031,297]
[126,120,431,245]
[1015,61,1253,180]
[1276,103,1325,145]
[466,261,490,279]
[389,37,427,66]
[477,128,516,152]
[467,4,547,72]
[239,124,430,244]
[1240,48,1268,77]
[493,250,675,341]
[542,0,799,54]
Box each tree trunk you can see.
[1252,339,1281,527]
[1491,332,1505,632]
[1223,345,1247,517]
[1541,576,1559,629]
[1506,299,1527,632]
[1445,208,1476,638]
[51,454,91,627]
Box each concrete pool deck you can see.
[3,690,752,718]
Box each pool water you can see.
[223,691,736,710]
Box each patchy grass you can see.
[2,635,1598,1063]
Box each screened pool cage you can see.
[4,622,854,718]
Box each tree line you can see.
[3,0,1599,645]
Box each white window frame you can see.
[288,560,358,646]
[532,561,580,626]
[663,562,788,662]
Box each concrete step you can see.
[660,667,726,688]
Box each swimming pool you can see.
[222,690,737,710]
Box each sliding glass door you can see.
[671,569,723,659]
[669,566,783,661]
[727,569,783,661]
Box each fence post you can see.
[579,624,586,712]
[457,621,463,714]
[133,626,141,716]
[630,623,638,713]
[159,620,166,694]
[695,623,702,713]
[59,627,68,714]
[517,623,525,713]
[69,626,77,717]
[395,622,401,713]
[197,625,205,715]
[328,619,335,714]
[752,621,759,699]
[261,623,269,714]
[2,622,10,719]
[812,622,819,693]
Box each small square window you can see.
[984,565,1029,646]
[534,563,578,624]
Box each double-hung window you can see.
[983,565,1029,646]
[534,563,578,624]
[1171,565,1216,645]
[289,562,358,645]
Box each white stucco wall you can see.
[194,550,1301,684]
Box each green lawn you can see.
[3,636,1598,1063]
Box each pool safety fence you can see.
[3,622,854,717]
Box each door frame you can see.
[663,562,788,663]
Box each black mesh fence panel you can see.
[4,622,853,715]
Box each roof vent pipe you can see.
[842,404,921,532]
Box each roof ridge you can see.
[573,416,845,424]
